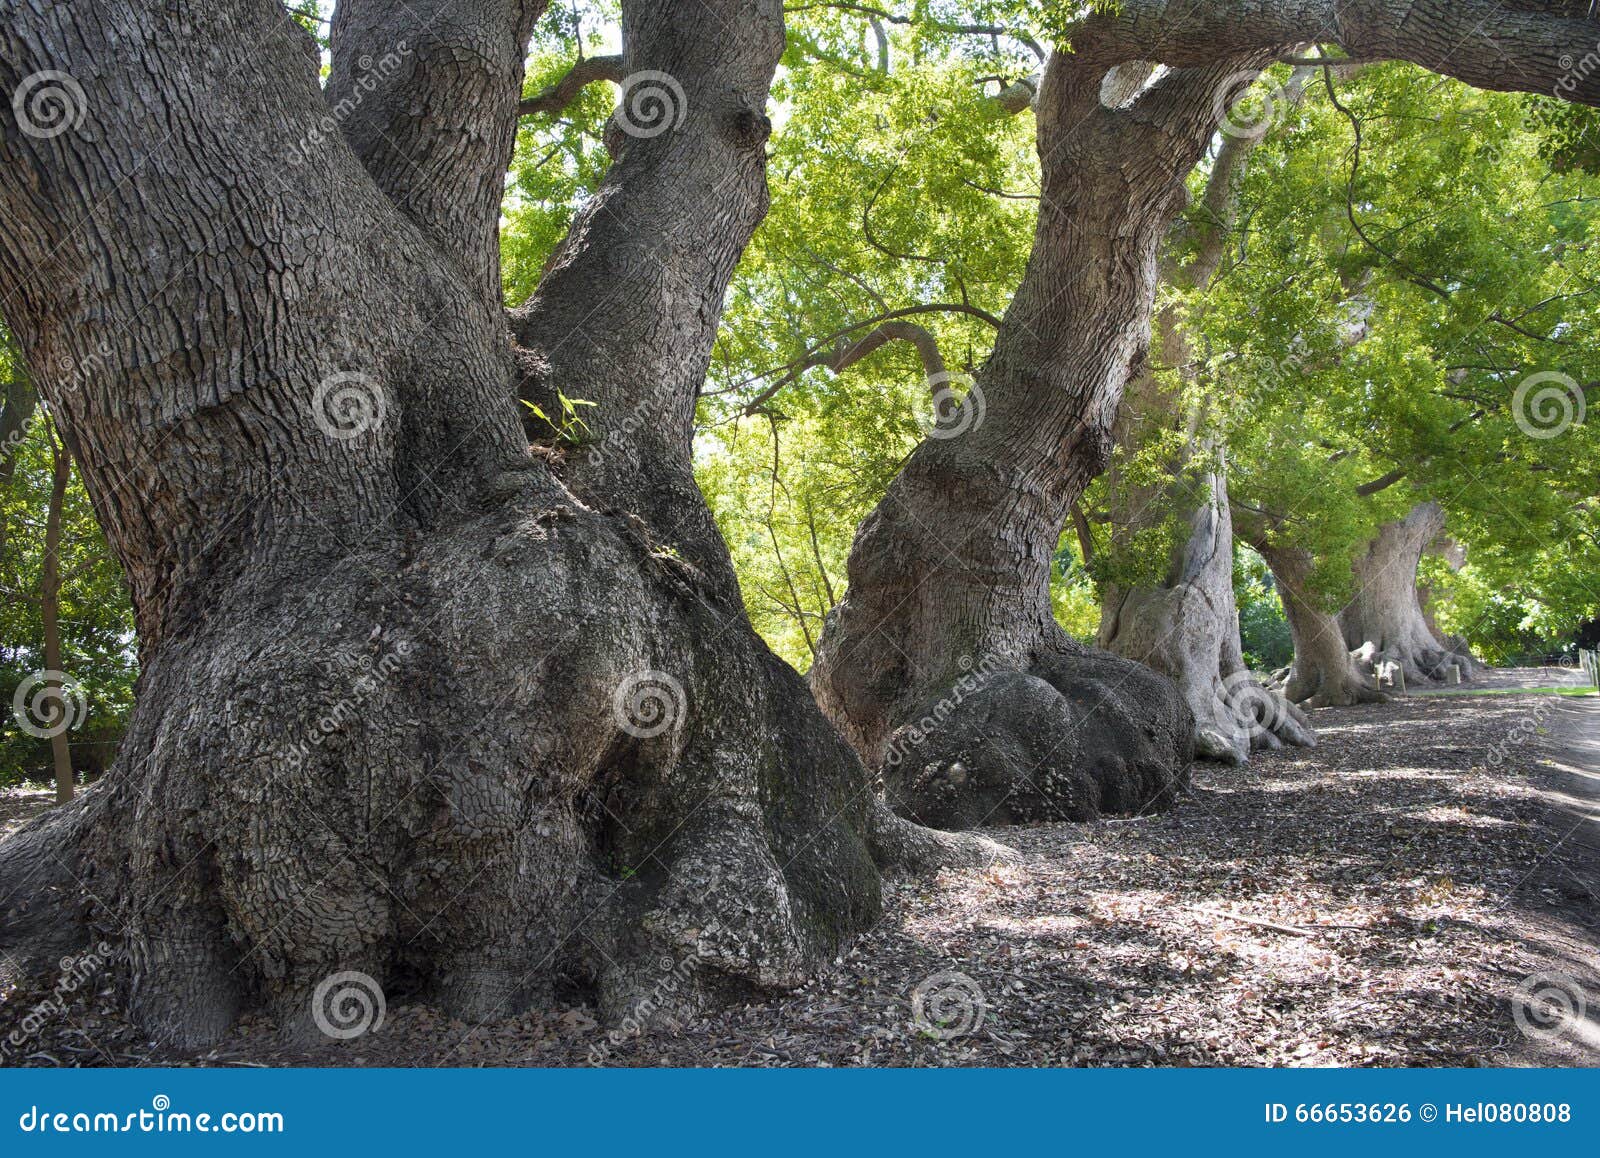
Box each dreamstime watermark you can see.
[41,337,115,394]
[615,70,687,139]
[1556,45,1600,98]
[11,669,88,739]
[910,969,986,1041]
[281,637,412,768]
[18,1096,284,1135]
[1473,693,1561,773]
[1215,344,1315,442]
[612,669,687,739]
[1511,972,1588,1043]
[310,969,386,1040]
[1512,371,1585,439]
[287,42,412,165]
[310,370,386,440]
[586,872,729,1064]
[586,949,708,1065]
[12,70,87,139]
[0,942,117,1061]
[921,371,985,440]
[1216,71,1286,140]
[882,653,1007,768]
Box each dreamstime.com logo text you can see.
[17,1096,284,1135]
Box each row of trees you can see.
[657,12,1600,758]
[1,0,1598,1047]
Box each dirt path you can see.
[1413,662,1593,693]
[2,691,1598,1067]
[1515,694,1600,1064]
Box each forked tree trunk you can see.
[810,43,1280,830]
[1247,536,1386,708]
[1340,502,1477,685]
[0,0,981,1050]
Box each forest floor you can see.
[3,673,1598,1068]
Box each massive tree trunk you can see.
[1098,73,1315,764]
[1339,501,1478,685]
[810,43,1287,830]
[0,0,975,1050]
[1245,534,1387,709]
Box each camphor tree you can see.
[0,0,1021,1050]
[1195,61,1600,699]
[697,13,1243,824]
[4,0,1600,1050]
[810,2,1600,825]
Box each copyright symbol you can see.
[1420,1104,1437,1123]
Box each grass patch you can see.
[1409,686,1597,698]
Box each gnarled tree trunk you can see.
[1246,535,1386,708]
[810,43,1285,830]
[0,0,976,1051]
[1102,461,1315,762]
[1339,502,1478,686]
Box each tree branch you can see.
[707,303,1002,409]
[518,54,626,117]
[1082,0,1600,109]
[1354,467,1408,497]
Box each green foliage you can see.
[1050,535,1101,644]
[522,392,596,445]
[697,9,1044,668]
[1521,95,1600,176]
[1185,65,1600,639]
[1236,550,1293,671]
[0,406,137,786]
[502,1,620,306]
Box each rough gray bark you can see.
[509,5,786,588]
[1088,0,1600,106]
[810,40,1287,829]
[1340,502,1478,685]
[1099,72,1315,764]
[0,0,977,1050]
